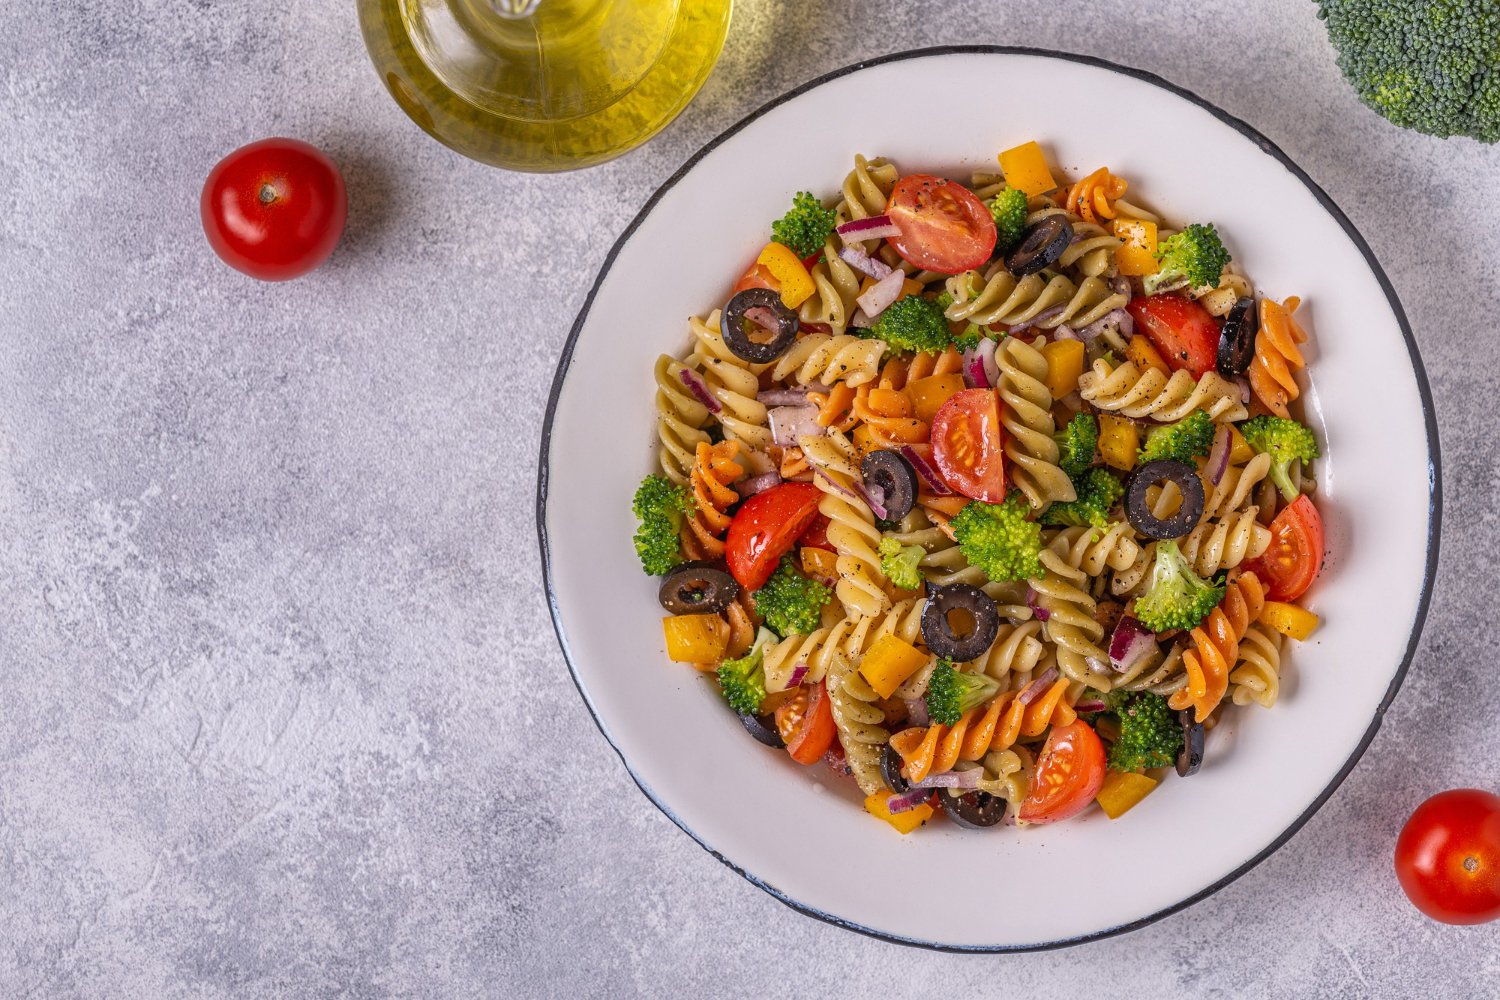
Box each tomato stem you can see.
[258,183,278,205]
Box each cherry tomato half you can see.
[200,138,346,281]
[1018,720,1106,825]
[1127,294,1220,378]
[1243,494,1324,601]
[724,481,823,591]
[798,513,835,552]
[1395,789,1500,925]
[780,681,837,765]
[930,388,1006,501]
[885,174,997,274]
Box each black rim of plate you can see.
[536,45,1442,953]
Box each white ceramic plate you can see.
[539,48,1439,950]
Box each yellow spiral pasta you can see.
[1229,621,1284,708]
[800,430,889,618]
[1175,507,1271,576]
[654,353,711,484]
[885,511,1033,619]
[763,597,928,690]
[997,336,1076,509]
[1205,452,1272,519]
[771,332,887,387]
[1045,524,1142,578]
[946,267,1125,332]
[965,619,1047,683]
[1077,358,1248,423]
[1028,543,1110,689]
[826,654,891,797]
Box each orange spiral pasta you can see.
[1249,295,1308,419]
[1063,167,1129,225]
[879,346,964,390]
[1169,571,1266,722]
[685,440,742,559]
[853,385,928,448]
[888,678,1078,783]
[808,382,857,432]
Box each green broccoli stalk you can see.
[1239,415,1320,502]
[1133,540,1226,633]
[1138,409,1215,465]
[717,627,777,715]
[877,537,927,592]
[1143,223,1231,295]
[753,555,832,637]
[631,475,693,576]
[770,191,838,259]
[1040,468,1124,530]
[1314,1,1500,143]
[1054,413,1099,477]
[1106,690,1184,772]
[924,659,1002,727]
[951,493,1044,582]
[867,295,951,354]
[988,188,1029,251]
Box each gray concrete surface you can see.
[2,1,1497,997]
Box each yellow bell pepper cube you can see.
[1040,339,1086,399]
[864,791,934,834]
[756,242,815,309]
[1227,424,1254,464]
[851,424,879,456]
[1097,414,1139,470]
[1127,335,1171,378]
[662,614,729,665]
[1259,601,1321,641]
[858,633,930,699]
[907,373,967,423]
[1113,218,1159,277]
[1096,771,1159,819]
[800,546,838,584]
[997,140,1057,196]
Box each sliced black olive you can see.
[1005,216,1073,276]
[881,743,912,795]
[1125,459,1206,540]
[721,287,798,364]
[739,710,785,749]
[1176,711,1205,776]
[658,562,739,615]
[940,789,1008,829]
[1216,296,1258,378]
[860,450,918,522]
[921,583,1000,662]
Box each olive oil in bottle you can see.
[358,0,733,172]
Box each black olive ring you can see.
[920,583,1001,662]
[721,287,799,364]
[1125,459,1206,540]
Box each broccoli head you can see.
[770,191,838,258]
[1040,467,1124,530]
[1143,223,1230,295]
[717,627,777,715]
[924,659,1001,727]
[1138,409,1215,465]
[1055,412,1100,477]
[877,536,927,592]
[632,475,693,576]
[932,290,985,351]
[951,493,1044,582]
[868,295,951,354]
[753,555,832,637]
[1106,690,1184,772]
[1134,540,1225,634]
[1239,415,1320,501]
[988,188,1029,251]
[1314,1,1500,143]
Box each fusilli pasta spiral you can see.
[1249,295,1308,419]
[1077,358,1248,423]
[997,336,1076,509]
[1170,571,1266,722]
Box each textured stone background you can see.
[2,1,1497,997]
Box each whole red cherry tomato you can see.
[1395,789,1500,925]
[201,138,347,281]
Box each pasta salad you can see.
[634,141,1325,833]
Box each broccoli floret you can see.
[1134,540,1225,633]
[868,295,951,354]
[1054,413,1099,477]
[1040,468,1124,530]
[1240,415,1320,502]
[753,555,832,637]
[1106,690,1184,772]
[932,290,986,351]
[1138,410,1215,465]
[877,537,927,592]
[631,475,693,576]
[1314,1,1500,143]
[951,493,1044,582]
[770,191,837,259]
[988,188,1029,251]
[716,627,777,715]
[1143,223,1230,295]
[924,659,1002,727]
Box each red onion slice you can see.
[1206,425,1232,485]
[758,387,811,406]
[1016,666,1060,706]
[836,214,900,241]
[769,405,823,447]
[740,472,782,497]
[900,445,953,496]
[886,788,932,814]
[1234,376,1252,405]
[814,468,861,505]
[1108,615,1157,673]
[962,338,1000,390]
[1007,305,1066,334]
[902,697,930,728]
[854,480,889,520]
[1052,325,1080,341]
[787,662,809,688]
[838,245,894,281]
[855,269,906,319]
[1074,697,1109,713]
[679,368,720,414]
[910,769,984,790]
[1025,585,1051,622]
